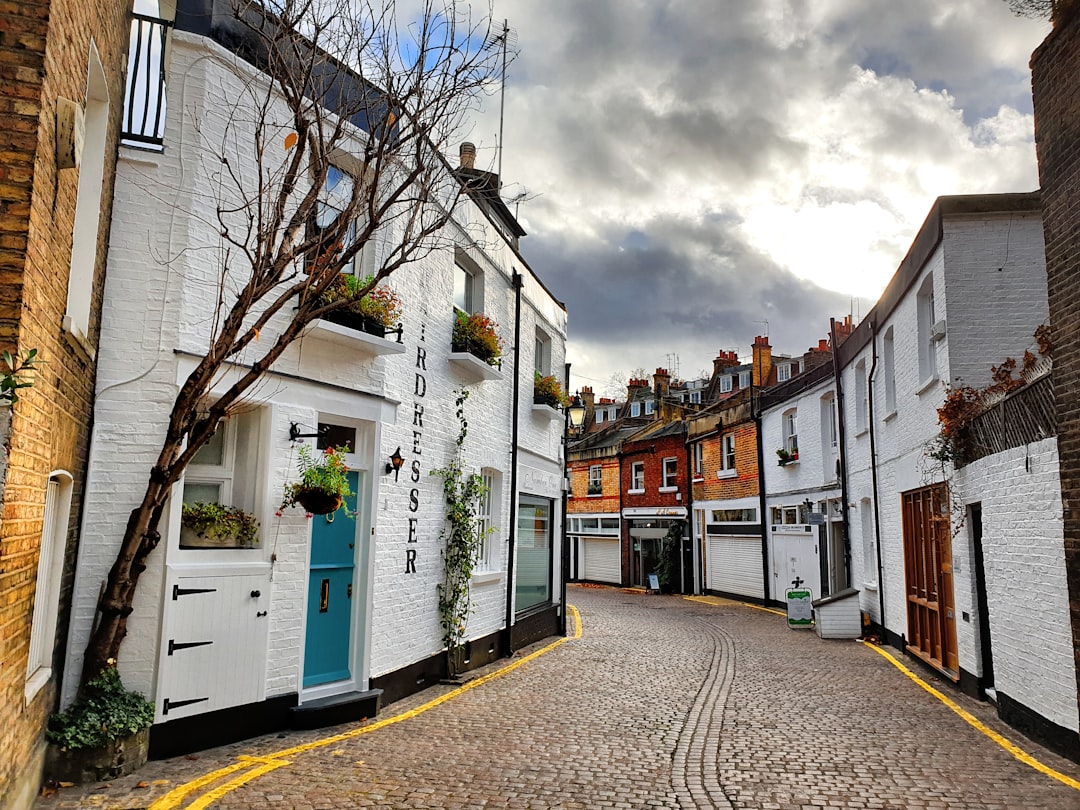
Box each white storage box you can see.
[811,587,861,639]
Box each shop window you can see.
[515,496,552,612]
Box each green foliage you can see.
[654,520,684,591]
[533,371,571,408]
[432,388,491,677]
[317,274,402,326]
[46,662,154,750]
[281,444,354,512]
[181,501,260,547]
[452,311,504,366]
[0,348,38,406]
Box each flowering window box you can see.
[448,351,503,382]
[305,318,407,356]
[530,401,562,423]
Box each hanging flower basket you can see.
[293,487,343,515]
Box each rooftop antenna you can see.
[754,319,769,337]
[486,19,517,186]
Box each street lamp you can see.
[560,393,586,637]
[567,394,586,433]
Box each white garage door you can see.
[706,535,765,598]
[582,537,621,584]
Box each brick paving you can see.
[36,586,1080,809]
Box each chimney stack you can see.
[751,335,772,387]
[653,367,670,399]
[459,142,476,170]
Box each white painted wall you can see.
[63,31,566,714]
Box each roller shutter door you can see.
[582,537,621,584]
[706,535,764,598]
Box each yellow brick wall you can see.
[693,421,760,502]
[568,457,620,513]
[0,1,130,807]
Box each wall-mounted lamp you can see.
[289,422,328,442]
[385,446,404,481]
[566,394,586,432]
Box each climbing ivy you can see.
[432,388,491,678]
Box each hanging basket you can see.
[294,488,343,515]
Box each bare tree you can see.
[82,0,503,682]
[1003,0,1054,18]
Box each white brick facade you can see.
[62,30,567,728]
[838,197,1074,735]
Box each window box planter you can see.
[180,503,259,549]
[448,351,503,382]
[322,309,404,341]
[531,400,563,422]
[305,318,406,355]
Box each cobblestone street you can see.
[39,586,1080,809]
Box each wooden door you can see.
[901,484,958,676]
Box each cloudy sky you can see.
[463,0,1049,395]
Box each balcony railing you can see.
[122,13,172,148]
[957,373,1056,466]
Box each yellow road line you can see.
[149,604,582,810]
[683,594,786,617]
[859,641,1080,792]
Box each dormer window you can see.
[644,400,655,415]
[777,364,791,382]
[720,376,733,393]
[631,402,641,417]
[738,370,751,388]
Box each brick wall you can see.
[1032,2,1080,710]
[568,456,620,513]
[0,1,129,808]
[693,421,759,502]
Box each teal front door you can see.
[303,471,359,688]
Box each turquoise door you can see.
[303,471,359,688]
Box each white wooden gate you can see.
[768,527,821,602]
[705,535,765,598]
[581,537,621,584]
[156,573,270,722]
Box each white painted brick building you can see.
[61,9,567,755]
[836,193,1077,752]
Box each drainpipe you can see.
[829,319,853,594]
[683,431,694,594]
[754,389,770,602]
[865,320,887,633]
[502,272,523,656]
[559,361,571,635]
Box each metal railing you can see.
[122,13,172,148]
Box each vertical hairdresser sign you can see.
[404,322,428,576]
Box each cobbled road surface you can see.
[38,586,1080,809]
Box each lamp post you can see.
[560,394,586,635]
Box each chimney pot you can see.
[459,142,476,170]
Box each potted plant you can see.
[452,311,504,367]
[317,274,402,336]
[777,447,793,466]
[281,444,353,515]
[533,371,571,409]
[44,660,154,783]
[180,501,260,548]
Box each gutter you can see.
[754,383,771,602]
[559,360,570,635]
[829,318,854,603]
[502,272,523,656]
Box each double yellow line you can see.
[686,593,1080,792]
[150,605,583,810]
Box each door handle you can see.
[319,579,330,612]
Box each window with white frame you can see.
[607,407,617,421]
[777,363,791,382]
[855,359,868,433]
[738,370,751,388]
[312,165,375,278]
[821,393,838,449]
[588,465,602,495]
[534,327,551,375]
[690,390,701,404]
[180,410,261,548]
[693,443,703,477]
[25,473,74,699]
[644,400,655,415]
[630,461,645,491]
[65,47,110,349]
[782,409,798,454]
[861,498,877,586]
[476,469,501,572]
[630,401,641,417]
[720,434,736,473]
[662,457,678,488]
[917,276,937,383]
[595,409,605,425]
[719,375,733,393]
[883,327,896,413]
[453,252,484,315]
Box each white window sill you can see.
[587,493,603,498]
[448,351,504,382]
[472,570,503,585]
[691,476,705,483]
[627,488,645,495]
[882,409,898,423]
[777,459,800,467]
[305,319,408,356]
[659,486,678,493]
[916,375,940,396]
[25,667,51,705]
[716,469,737,479]
[862,581,878,592]
[531,403,563,423]
[854,427,868,438]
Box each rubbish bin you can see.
[811,587,861,639]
